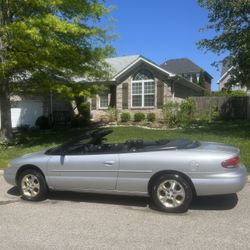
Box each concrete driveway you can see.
[0,176,249,250]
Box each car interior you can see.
[46,129,199,155]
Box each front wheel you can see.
[18,169,48,201]
[151,174,193,213]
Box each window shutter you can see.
[91,96,96,110]
[109,85,116,107]
[122,82,128,109]
[157,81,164,108]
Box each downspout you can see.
[50,89,53,124]
[170,76,178,100]
[172,81,175,100]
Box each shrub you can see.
[35,116,50,130]
[134,112,145,122]
[17,125,30,132]
[71,116,90,128]
[78,102,91,121]
[120,112,131,122]
[205,90,247,97]
[162,101,180,127]
[178,97,196,127]
[108,107,119,122]
[147,113,156,122]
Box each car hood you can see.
[11,150,48,165]
[19,149,48,159]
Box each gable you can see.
[112,57,173,83]
[105,55,140,77]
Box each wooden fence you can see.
[193,96,250,120]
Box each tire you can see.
[18,169,48,201]
[151,174,193,213]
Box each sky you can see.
[104,0,227,91]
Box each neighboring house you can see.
[161,58,212,93]
[86,55,205,120]
[217,58,249,92]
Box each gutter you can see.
[171,75,206,92]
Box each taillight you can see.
[222,156,240,168]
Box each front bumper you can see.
[3,167,17,186]
[192,164,248,196]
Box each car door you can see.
[47,143,119,192]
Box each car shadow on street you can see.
[7,186,20,196]
[48,191,150,208]
[190,193,238,210]
[7,187,238,211]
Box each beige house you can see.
[88,55,205,120]
[217,57,249,93]
[2,55,207,128]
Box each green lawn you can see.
[1,120,250,171]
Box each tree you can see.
[197,0,250,88]
[0,0,114,141]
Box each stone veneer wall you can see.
[91,73,174,121]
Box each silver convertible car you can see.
[4,128,247,213]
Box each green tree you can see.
[197,0,250,89]
[0,0,114,141]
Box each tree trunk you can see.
[0,2,13,142]
[0,79,13,142]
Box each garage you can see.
[0,99,43,128]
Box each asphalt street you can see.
[0,176,250,250]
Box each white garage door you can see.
[11,100,43,128]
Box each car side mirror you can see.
[60,150,66,156]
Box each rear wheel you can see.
[18,169,48,201]
[151,174,193,213]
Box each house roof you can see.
[161,58,213,78]
[105,55,140,76]
[76,55,205,92]
[105,55,175,80]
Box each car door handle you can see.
[103,161,115,166]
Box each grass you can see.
[0,120,250,171]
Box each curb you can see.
[0,170,250,182]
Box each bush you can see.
[179,97,196,127]
[108,107,119,122]
[78,102,91,121]
[71,116,90,128]
[147,113,156,122]
[162,101,180,127]
[205,90,247,97]
[17,125,30,132]
[120,112,131,122]
[134,112,145,122]
[35,116,50,130]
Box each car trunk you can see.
[198,142,240,155]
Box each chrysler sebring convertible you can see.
[4,128,247,213]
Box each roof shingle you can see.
[161,58,212,78]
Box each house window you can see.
[99,94,109,108]
[132,70,155,107]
